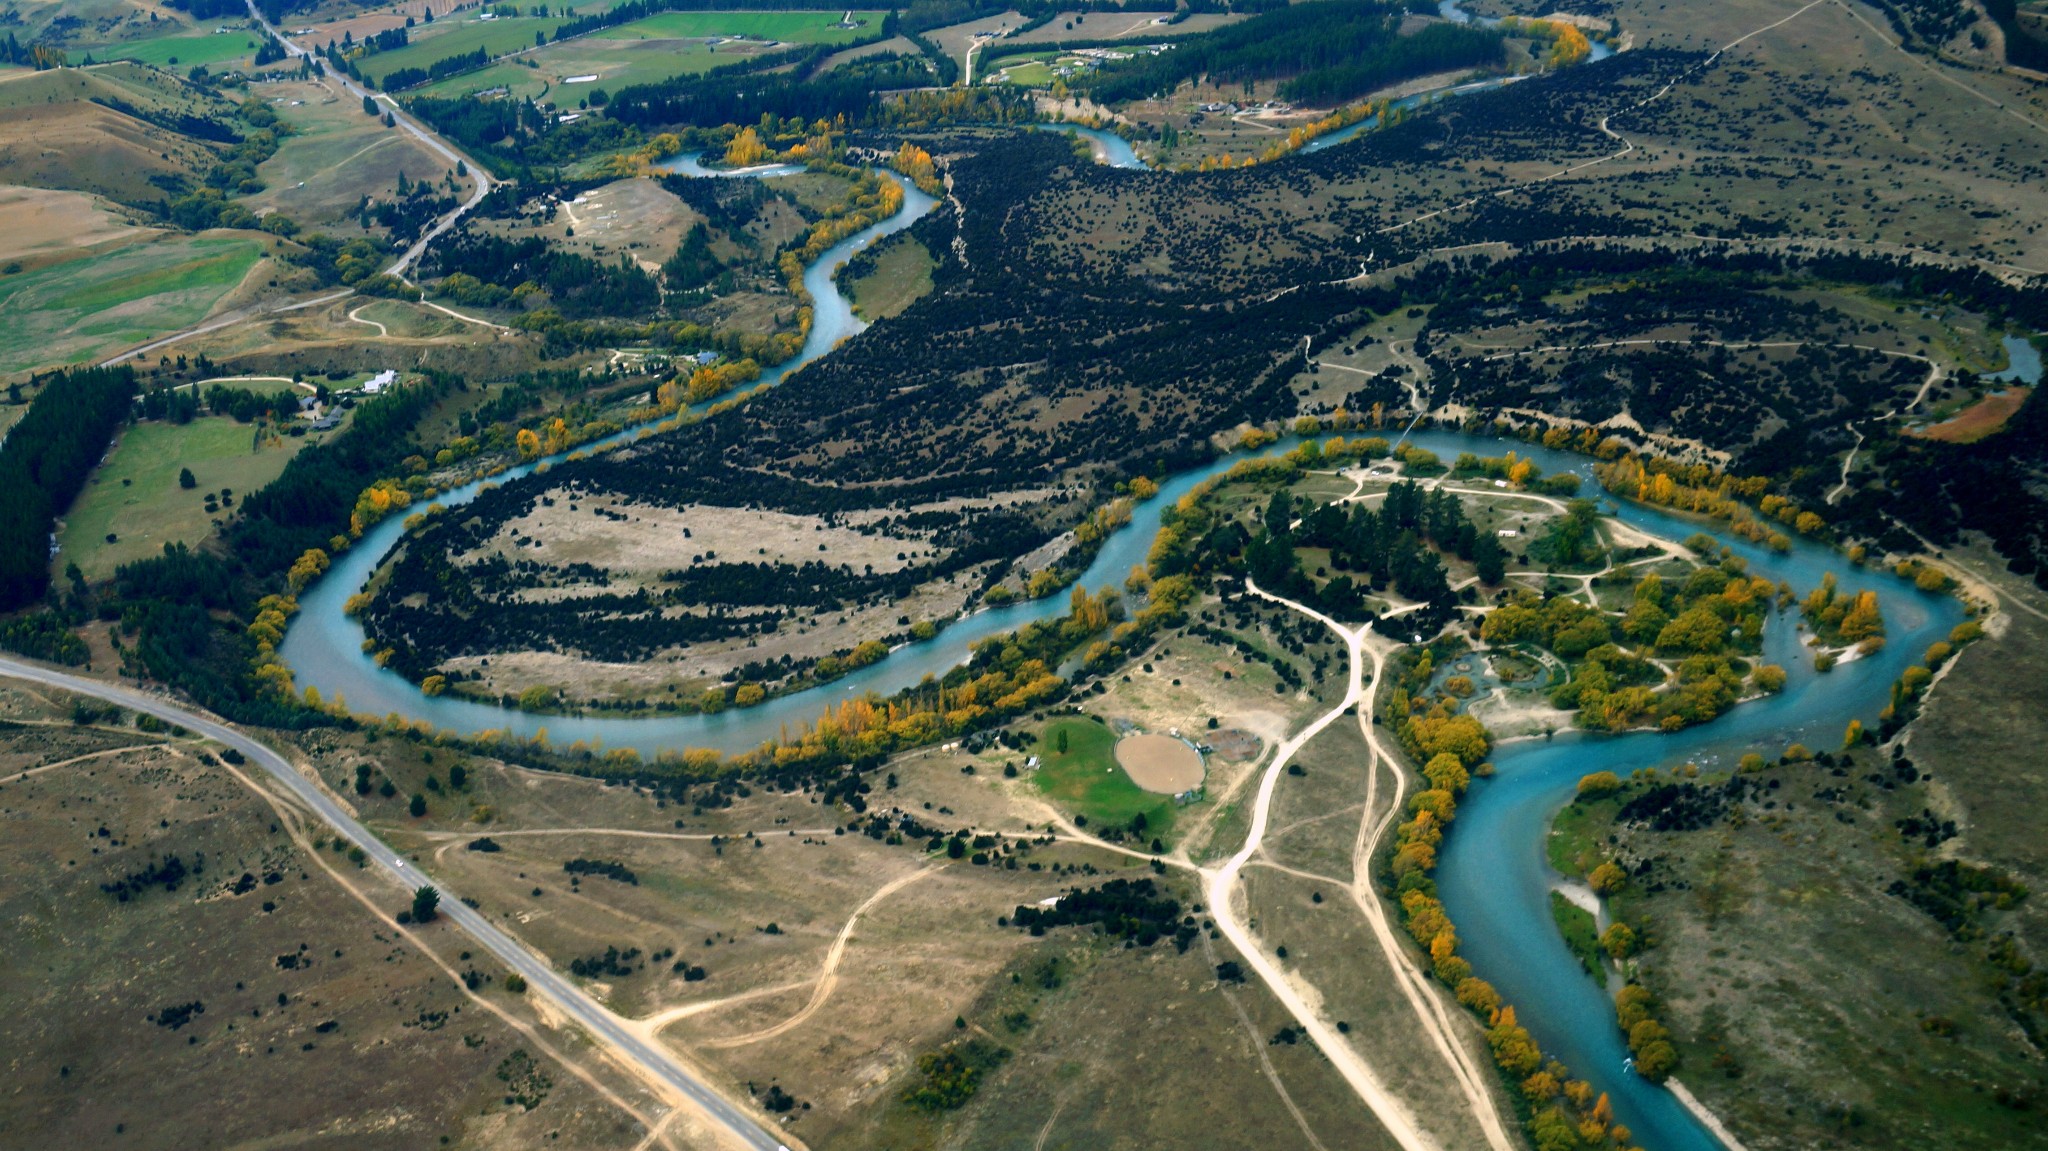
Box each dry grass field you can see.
[383,740,1396,1151]
[0,65,223,205]
[1911,386,2033,443]
[0,186,159,272]
[246,76,463,231]
[0,683,663,1150]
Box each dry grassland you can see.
[247,76,462,231]
[1910,386,2031,443]
[0,185,158,270]
[0,65,223,203]
[0,686,659,1150]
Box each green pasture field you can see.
[358,10,604,87]
[1031,716,1177,840]
[399,8,880,94]
[95,24,264,69]
[409,37,725,100]
[847,236,933,320]
[0,234,263,376]
[412,9,885,98]
[995,59,1056,86]
[1548,891,1607,987]
[983,48,1090,87]
[57,415,311,580]
[249,79,456,227]
[592,9,884,42]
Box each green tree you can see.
[362,94,377,116]
[178,467,196,490]
[1543,499,1599,566]
[410,885,440,923]
[409,792,427,817]
[1473,531,1506,585]
[1655,605,1729,653]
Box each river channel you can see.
[280,133,2019,1151]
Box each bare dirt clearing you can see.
[1114,732,1204,793]
[1910,386,2032,443]
[497,178,701,270]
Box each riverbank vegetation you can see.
[1545,702,2043,1151]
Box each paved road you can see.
[98,9,501,367]
[244,0,494,279]
[0,655,788,1151]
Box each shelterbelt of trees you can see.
[0,367,138,610]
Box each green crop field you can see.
[410,39,727,100]
[359,12,599,87]
[407,9,885,98]
[0,235,264,376]
[592,9,884,42]
[96,25,265,69]
[1031,717,1177,841]
[57,414,313,581]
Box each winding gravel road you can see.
[0,655,790,1151]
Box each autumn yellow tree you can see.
[724,126,771,167]
[1588,860,1628,894]
[286,547,331,593]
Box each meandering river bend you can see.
[280,143,2023,1151]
